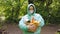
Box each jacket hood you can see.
[27,4,36,15]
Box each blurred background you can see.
[0,0,60,34]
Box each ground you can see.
[4,23,60,34]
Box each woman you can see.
[19,4,44,34]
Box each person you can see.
[18,4,44,34]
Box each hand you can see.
[34,21,40,26]
[27,23,37,32]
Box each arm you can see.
[38,15,45,27]
[18,17,28,31]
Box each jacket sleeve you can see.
[18,17,28,31]
[38,15,45,27]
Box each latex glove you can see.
[27,23,37,32]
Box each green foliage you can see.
[0,0,60,25]
[0,0,28,23]
[33,0,60,24]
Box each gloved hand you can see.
[27,23,37,32]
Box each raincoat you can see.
[19,4,44,34]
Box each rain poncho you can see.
[19,4,44,34]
